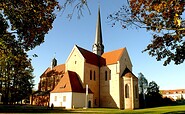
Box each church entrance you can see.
[88,100,91,108]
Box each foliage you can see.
[0,33,34,104]
[1,4,36,104]
[138,73,148,94]
[0,1,88,104]
[138,73,148,108]
[108,0,185,65]
[60,0,91,19]
[147,81,159,94]
[1,0,60,50]
[146,81,163,107]
[138,74,174,108]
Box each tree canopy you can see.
[146,81,163,107]
[1,0,59,50]
[108,0,185,65]
[0,0,55,104]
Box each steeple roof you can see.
[92,7,104,56]
[94,7,103,45]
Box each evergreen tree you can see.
[138,73,148,108]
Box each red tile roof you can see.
[51,70,93,93]
[40,68,50,78]
[76,45,102,66]
[76,45,125,66]
[53,64,65,72]
[160,89,185,94]
[40,64,65,78]
[101,48,125,65]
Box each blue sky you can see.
[28,0,185,90]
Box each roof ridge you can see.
[117,48,125,62]
[161,89,185,91]
[52,63,65,68]
[76,45,101,66]
[76,45,95,55]
[40,67,50,77]
[103,47,125,54]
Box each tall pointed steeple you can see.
[92,7,104,56]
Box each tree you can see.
[1,0,60,50]
[138,73,148,94]
[146,81,163,107]
[138,73,148,108]
[61,0,91,19]
[0,22,34,104]
[147,81,159,94]
[1,0,56,104]
[108,0,185,65]
[0,0,90,104]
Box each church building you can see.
[31,8,139,109]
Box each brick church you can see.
[30,8,139,109]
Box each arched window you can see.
[109,70,111,80]
[105,71,107,81]
[90,70,92,80]
[94,71,96,80]
[125,84,129,98]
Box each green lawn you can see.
[73,105,185,113]
[0,105,185,113]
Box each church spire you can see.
[92,7,104,56]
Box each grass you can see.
[74,105,185,113]
[0,104,185,113]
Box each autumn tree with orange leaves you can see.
[108,0,185,65]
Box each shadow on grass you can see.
[1,104,185,113]
[0,104,71,113]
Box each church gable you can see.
[39,64,65,91]
[65,45,85,66]
[101,48,125,65]
[65,45,101,69]
[76,45,100,66]
[118,48,133,74]
[101,48,132,74]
